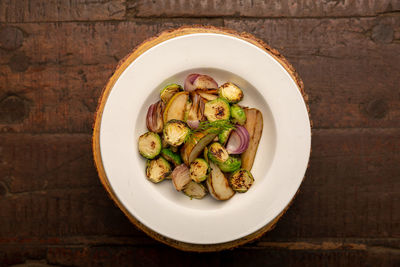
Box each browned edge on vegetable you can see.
[92,26,311,252]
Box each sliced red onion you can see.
[225,125,250,154]
[184,74,200,92]
[146,100,164,133]
[171,164,191,191]
[187,120,200,129]
[184,74,218,92]
[146,103,156,131]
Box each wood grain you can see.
[129,0,400,18]
[0,0,126,23]
[0,0,399,263]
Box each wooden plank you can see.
[0,20,224,133]
[0,0,126,23]
[129,0,400,18]
[263,129,400,240]
[0,129,398,240]
[224,16,400,128]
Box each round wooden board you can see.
[92,26,310,252]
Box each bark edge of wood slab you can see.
[92,25,311,252]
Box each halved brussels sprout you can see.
[218,128,233,145]
[208,142,229,164]
[146,157,171,183]
[230,105,246,125]
[218,82,243,103]
[183,181,208,199]
[163,120,190,146]
[161,148,182,166]
[217,155,241,173]
[204,98,230,122]
[160,84,182,104]
[189,158,209,183]
[229,169,254,192]
[138,132,162,159]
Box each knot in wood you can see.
[0,26,24,50]
[0,94,30,124]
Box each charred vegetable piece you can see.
[160,84,182,104]
[229,169,254,192]
[184,74,218,92]
[138,132,162,159]
[161,148,182,166]
[203,146,209,163]
[189,158,209,183]
[171,164,191,191]
[217,155,241,173]
[218,82,243,103]
[163,120,190,147]
[146,157,171,183]
[181,131,217,165]
[163,91,189,123]
[146,101,165,133]
[204,98,230,122]
[183,181,208,199]
[218,128,233,146]
[208,142,229,164]
[241,108,263,171]
[225,125,250,154]
[230,105,246,125]
[206,162,235,200]
[197,91,218,101]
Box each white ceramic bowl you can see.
[97,32,311,245]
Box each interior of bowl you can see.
[135,68,276,210]
[99,33,311,244]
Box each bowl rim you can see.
[92,25,311,252]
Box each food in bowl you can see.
[138,74,263,200]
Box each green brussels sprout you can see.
[217,156,241,172]
[218,82,243,103]
[229,169,254,192]
[207,142,229,164]
[138,132,162,159]
[189,158,209,183]
[218,128,233,145]
[160,84,182,104]
[163,120,190,146]
[230,105,246,125]
[204,98,230,122]
[146,157,171,183]
[161,148,182,166]
[183,181,208,199]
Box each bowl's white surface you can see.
[100,33,311,244]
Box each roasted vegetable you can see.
[163,91,189,123]
[208,142,229,164]
[218,82,243,103]
[217,155,241,173]
[206,162,235,200]
[230,105,246,125]
[184,74,218,92]
[183,181,208,199]
[146,157,171,183]
[160,84,182,104]
[218,128,233,145]
[203,146,209,163]
[171,164,191,191]
[138,132,162,159]
[163,120,190,147]
[229,169,254,192]
[181,131,217,165]
[225,125,250,154]
[197,91,218,101]
[189,158,209,183]
[161,148,182,166]
[204,98,230,122]
[241,108,263,171]
[146,100,165,133]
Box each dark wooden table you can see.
[0,1,399,266]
